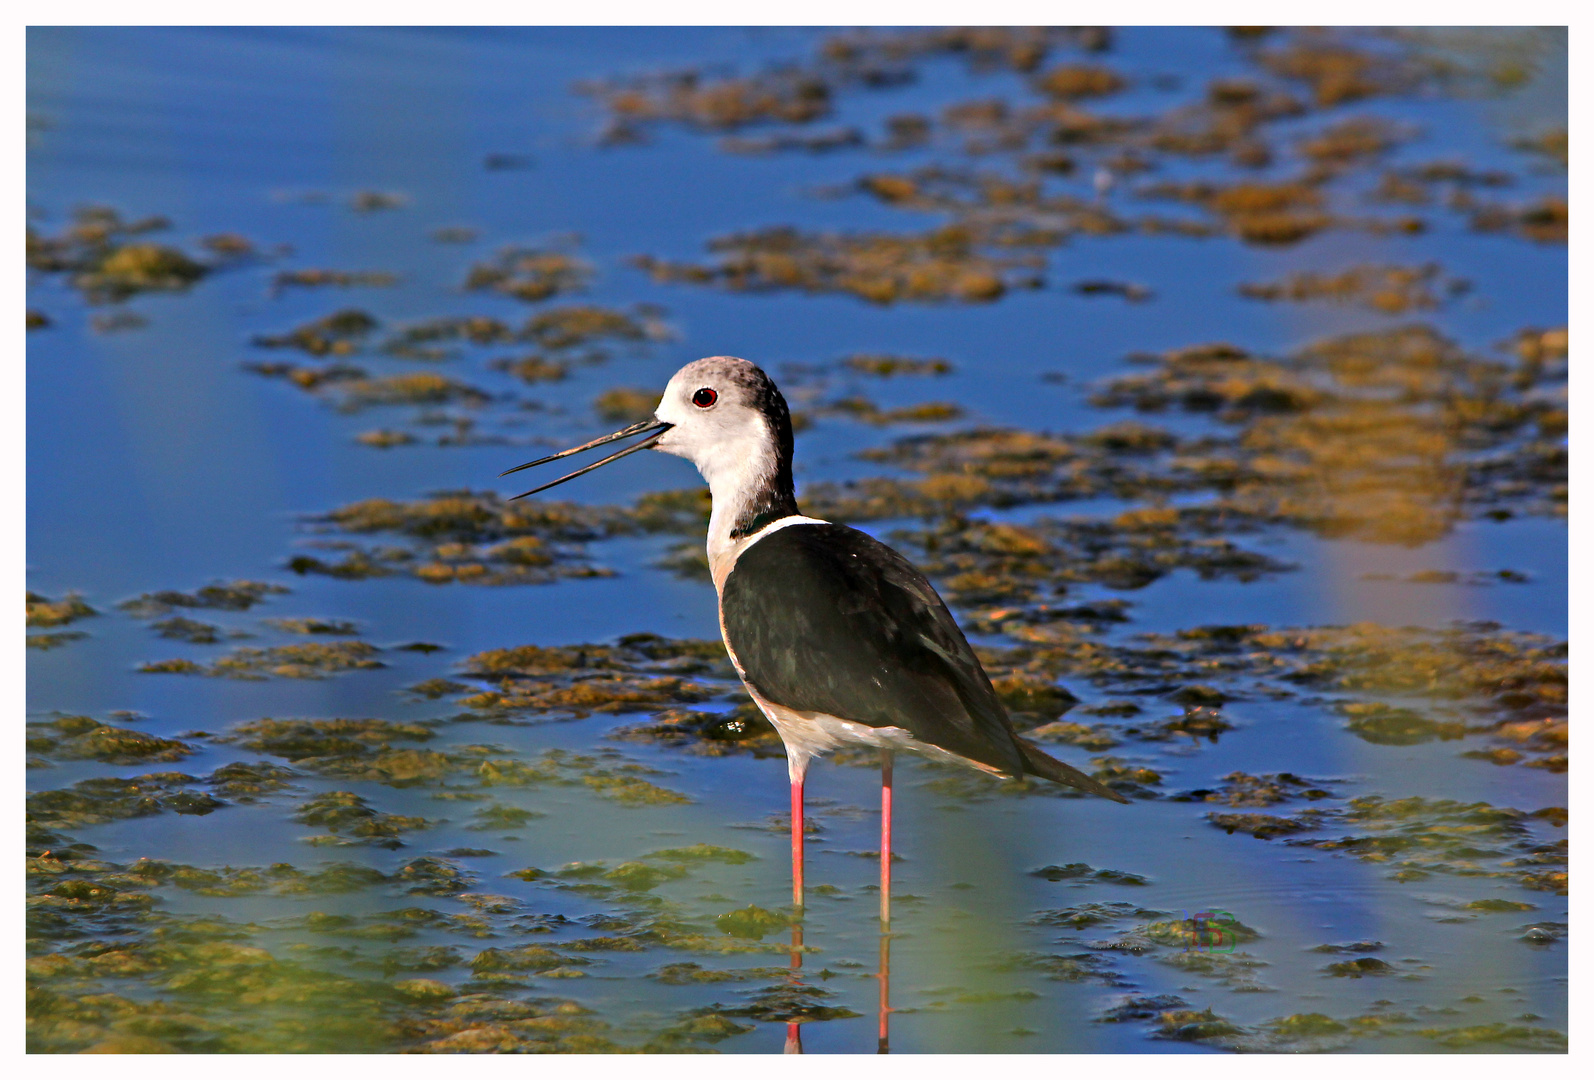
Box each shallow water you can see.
[27,27,1566,1053]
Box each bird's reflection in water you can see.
[784,921,803,1054]
[780,919,892,1053]
[877,927,892,1054]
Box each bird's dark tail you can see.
[1015,737,1132,804]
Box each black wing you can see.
[721,522,1026,776]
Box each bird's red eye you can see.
[692,387,717,408]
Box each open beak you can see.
[499,417,673,500]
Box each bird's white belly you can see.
[743,684,1009,783]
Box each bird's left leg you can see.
[880,749,893,925]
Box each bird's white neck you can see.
[691,436,805,591]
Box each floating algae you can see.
[632,224,1040,305]
[26,632,87,651]
[26,591,96,628]
[455,635,732,717]
[27,206,208,302]
[818,396,964,425]
[838,353,953,377]
[1170,771,1334,807]
[465,246,591,302]
[1237,263,1467,314]
[264,617,361,636]
[27,715,197,766]
[291,490,692,586]
[582,67,834,135]
[119,580,289,619]
[292,791,433,847]
[28,773,224,833]
[349,190,407,211]
[272,268,399,290]
[1030,863,1149,886]
[594,387,663,424]
[1090,325,1567,542]
[523,304,670,350]
[888,510,1290,606]
[1284,796,1567,891]
[252,309,378,356]
[140,640,384,680]
[151,616,225,643]
[491,355,568,384]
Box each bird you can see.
[500,356,1130,925]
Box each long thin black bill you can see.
[500,417,669,478]
[503,423,672,501]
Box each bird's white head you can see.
[653,356,789,492]
[499,355,801,549]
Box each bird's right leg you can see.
[787,764,806,1054]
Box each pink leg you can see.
[786,772,807,1053]
[880,750,894,925]
[791,777,805,909]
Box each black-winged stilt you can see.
[501,356,1130,927]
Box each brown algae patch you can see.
[140,640,383,680]
[457,635,731,717]
[1171,771,1334,807]
[839,353,953,376]
[594,387,663,424]
[28,773,225,834]
[478,749,695,806]
[1238,263,1467,314]
[26,591,96,628]
[213,715,695,804]
[888,511,1289,607]
[290,489,702,585]
[330,372,492,411]
[293,791,432,848]
[465,246,591,302]
[632,225,1040,305]
[119,580,289,619]
[27,206,209,302]
[253,309,378,356]
[26,632,88,651]
[272,269,399,290]
[1285,796,1566,890]
[264,617,361,636]
[1031,863,1150,886]
[582,68,833,136]
[215,718,455,785]
[523,304,671,351]
[1257,33,1425,107]
[1469,195,1569,245]
[1091,325,1567,541]
[28,716,196,766]
[819,396,964,426]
